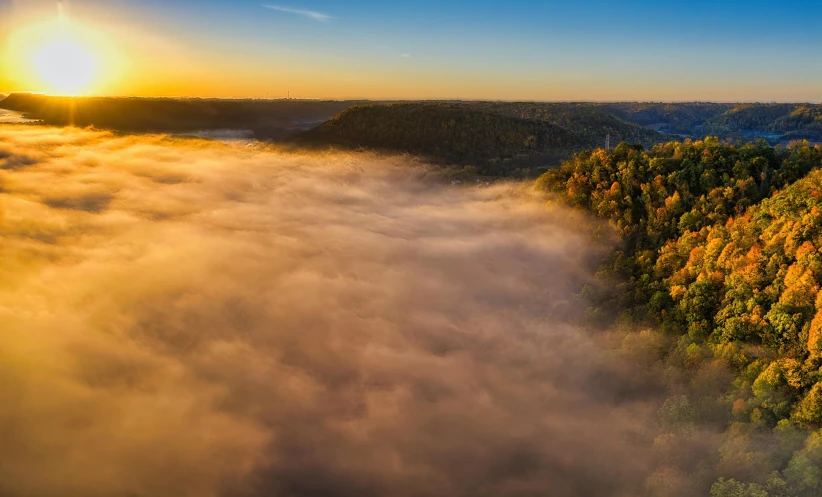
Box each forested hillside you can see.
[296,103,587,175]
[606,102,734,135]
[607,102,822,142]
[540,138,822,496]
[701,105,802,137]
[770,106,822,141]
[471,101,666,146]
[296,101,822,177]
[295,102,664,175]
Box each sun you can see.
[2,10,119,97]
[33,34,99,96]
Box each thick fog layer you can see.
[0,108,37,124]
[0,126,655,497]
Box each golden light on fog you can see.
[32,35,98,95]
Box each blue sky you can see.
[2,0,821,100]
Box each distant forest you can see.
[4,95,822,172]
[607,102,822,142]
[294,102,822,175]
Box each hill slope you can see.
[605,102,734,135]
[470,101,668,146]
[538,139,822,496]
[295,101,822,174]
[295,102,666,175]
[608,102,822,142]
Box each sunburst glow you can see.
[33,35,98,95]
[2,9,119,97]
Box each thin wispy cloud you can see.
[262,4,332,21]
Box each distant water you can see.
[0,108,38,124]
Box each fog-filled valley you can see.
[3,122,822,497]
[1,126,668,497]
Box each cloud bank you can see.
[0,126,659,497]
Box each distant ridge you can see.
[605,102,822,142]
[3,94,820,174]
[292,102,670,175]
[0,93,367,139]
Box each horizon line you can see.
[1,92,821,105]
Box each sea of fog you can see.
[0,108,38,124]
[0,125,665,497]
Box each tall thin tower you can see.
[605,133,610,151]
